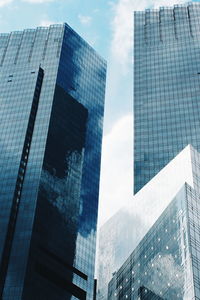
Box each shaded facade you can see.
[0,24,106,299]
[138,286,164,299]
[134,3,200,193]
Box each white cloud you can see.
[0,0,13,7]
[153,0,185,7]
[78,14,92,25]
[148,254,184,293]
[22,0,53,3]
[39,19,55,26]
[39,14,62,27]
[111,0,186,70]
[98,114,133,226]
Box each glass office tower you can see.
[98,144,200,299]
[108,183,200,299]
[0,24,106,300]
[134,3,200,193]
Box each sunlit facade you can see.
[97,209,137,300]
[108,182,200,299]
[98,145,200,299]
[134,3,200,193]
[0,24,106,299]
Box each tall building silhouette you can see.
[0,23,106,299]
[134,3,200,193]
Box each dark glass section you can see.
[22,85,88,299]
[55,24,106,299]
[35,262,86,300]
[0,67,44,297]
[39,247,88,281]
[138,286,164,299]
[93,279,97,300]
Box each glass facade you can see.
[106,145,200,299]
[0,24,106,300]
[108,183,200,299]
[97,209,138,300]
[98,145,200,300]
[134,3,200,194]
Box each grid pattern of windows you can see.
[98,145,200,300]
[0,67,44,297]
[0,23,106,300]
[108,183,200,299]
[134,3,200,194]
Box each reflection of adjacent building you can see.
[0,23,106,299]
[108,146,200,299]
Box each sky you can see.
[0,0,197,227]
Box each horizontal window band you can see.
[35,262,86,300]
[39,246,88,281]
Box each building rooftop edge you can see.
[134,2,200,14]
[0,23,107,64]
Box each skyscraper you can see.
[108,146,200,299]
[99,2,200,299]
[134,3,200,193]
[97,144,197,299]
[0,23,106,299]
